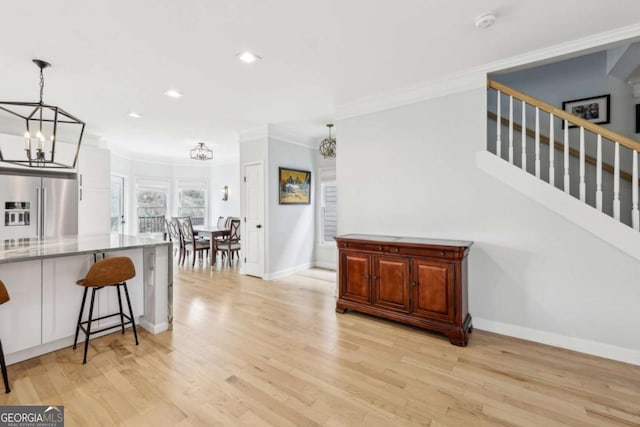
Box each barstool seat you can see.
[0,280,10,393]
[73,256,139,364]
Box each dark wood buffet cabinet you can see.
[335,234,473,346]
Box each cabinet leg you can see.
[335,305,347,314]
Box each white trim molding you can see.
[474,317,640,366]
[337,23,640,119]
[264,262,314,281]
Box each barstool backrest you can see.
[80,257,136,287]
[0,280,9,305]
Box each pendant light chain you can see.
[39,67,45,104]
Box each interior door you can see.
[243,162,264,277]
[111,175,126,234]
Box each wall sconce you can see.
[222,185,229,201]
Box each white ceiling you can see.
[1,1,640,161]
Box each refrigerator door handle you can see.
[42,187,47,238]
[36,187,41,238]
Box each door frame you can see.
[110,173,128,234]
[240,160,266,277]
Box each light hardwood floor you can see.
[1,263,639,426]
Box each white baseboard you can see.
[139,319,170,334]
[264,262,314,280]
[314,261,336,270]
[5,316,155,366]
[474,317,640,366]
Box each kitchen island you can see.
[0,234,172,364]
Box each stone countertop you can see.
[0,234,170,264]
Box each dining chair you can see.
[179,217,209,267]
[217,219,241,266]
[167,218,184,263]
[216,216,225,228]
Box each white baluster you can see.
[549,113,555,186]
[596,135,603,211]
[507,95,513,162]
[579,127,586,202]
[496,90,501,158]
[563,120,570,193]
[614,142,621,221]
[535,107,540,178]
[633,150,639,231]
[521,100,526,171]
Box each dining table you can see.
[193,225,231,266]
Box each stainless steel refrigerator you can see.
[0,168,78,240]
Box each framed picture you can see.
[562,94,610,129]
[279,167,311,205]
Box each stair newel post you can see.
[564,120,570,193]
[496,89,502,158]
[521,100,526,171]
[596,135,603,211]
[632,150,639,231]
[549,113,555,186]
[507,95,513,162]
[579,127,586,202]
[614,142,621,221]
[535,107,541,178]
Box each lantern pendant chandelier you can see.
[319,123,336,159]
[190,142,213,160]
[0,59,85,169]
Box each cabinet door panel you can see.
[0,260,42,354]
[411,259,455,321]
[42,255,93,343]
[340,251,370,303]
[372,256,409,313]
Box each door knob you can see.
[256,224,262,228]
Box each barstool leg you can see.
[116,284,126,335]
[122,283,139,346]
[73,287,89,349]
[83,288,97,364]
[0,339,9,393]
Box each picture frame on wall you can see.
[562,94,610,129]
[279,167,311,205]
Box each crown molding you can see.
[239,125,269,143]
[337,22,640,120]
[268,125,316,149]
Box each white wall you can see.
[267,136,315,277]
[338,88,640,364]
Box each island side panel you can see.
[140,244,171,334]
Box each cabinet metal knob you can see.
[379,246,383,251]
[440,251,446,256]
[411,282,417,287]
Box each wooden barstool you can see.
[73,256,139,364]
[0,280,10,393]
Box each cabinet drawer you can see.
[394,246,455,259]
[338,241,387,253]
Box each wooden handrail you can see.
[487,111,639,185]
[487,79,640,153]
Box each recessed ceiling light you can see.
[128,112,142,118]
[164,89,183,99]
[475,12,497,29]
[237,51,261,64]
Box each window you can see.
[136,178,169,234]
[177,180,208,226]
[320,169,337,245]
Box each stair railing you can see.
[488,79,640,230]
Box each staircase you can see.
[479,79,640,260]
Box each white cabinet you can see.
[41,255,93,343]
[78,146,111,235]
[0,260,42,354]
